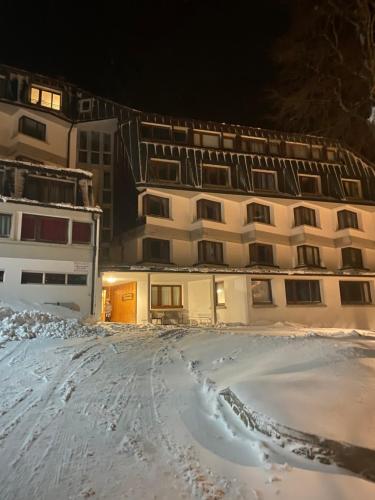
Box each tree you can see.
[270,0,375,160]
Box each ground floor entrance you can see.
[102,281,137,323]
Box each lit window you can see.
[215,281,225,306]
[30,86,61,111]
[151,285,182,308]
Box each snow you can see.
[0,195,102,213]
[0,157,93,178]
[0,309,375,499]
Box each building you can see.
[0,158,100,316]
[2,64,375,328]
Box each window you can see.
[78,131,88,163]
[151,285,182,308]
[294,206,317,227]
[341,248,363,269]
[79,99,93,113]
[197,199,221,221]
[251,279,273,305]
[19,116,46,141]
[337,210,358,229]
[102,171,112,206]
[149,159,179,183]
[143,195,170,218]
[0,271,4,283]
[285,280,321,304]
[342,179,362,199]
[21,272,43,284]
[312,146,323,160]
[268,141,280,155]
[326,148,337,161]
[72,222,91,244]
[101,229,111,243]
[247,203,271,224]
[102,191,111,203]
[24,176,75,204]
[78,131,111,165]
[30,86,61,111]
[143,238,170,263]
[286,142,309,159]
[241,137,266,154]
[299,175,320,195]
[173,128,187,143]
[0,214,11,237]
[194,131,220,148]
[223,135,234,149]
[103,133,112,165]
[102,208,111,228]
[297,245,321,267]
[198,241,224,265]
[249,243,274,266]
[103,172,111,189]
[253,171,277,192]
[67,274,87,285]
[91,132,100,164]
[153,126,171,141]
[339,281,372,305]
[202,165,230,187]
[215,281,225,306]
[21,214,68,244]
[45,273,65,285]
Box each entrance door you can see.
[111,282,137,323]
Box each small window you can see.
[103,133,112,165]
[202,165,230,187]
[143,195,170,218]
[247,203,271,224]
[67,274,87,285]
[173,129,187,143]
[337,210,358,229]
[149,159,180,183]
[72,222,92,244]
[194,131,220,148]
[342,179,362,199]
[79,99,92,113]
[299,175,320,195]
[21,272,43,284]
[0,270,4,283]
[294,206,317,227]
[101,229,111,243]
[103,172,111,189]
[241,137,266,154]
[215,281,225,306]
[251,279,273,305]
[0,214,11,237]
[268,141,280,155]
[30,86,61,111]
[223,135,234,149]
[249,243,274,266]
[198,241,224,265]
[21,214,68,244]
[19,116,46,141]
[151,285,182,308]
[45,273,66,285]
[286,143,309,159]
[297,245,321,267]
[285,280,321,304]
[102,208,111,228]
[78,131,88,163]
[326,148,337,161]
[91,132,100,164]
[339,281,371,305]
[253,171,277,192]
[341,248,363,269]
[312,145,322,160]
[140,124,153,139]
[197,199,221,221]
[102,190,111,204]
[153,126,171,141]
[143,238,170,263]
[24,176,75,204]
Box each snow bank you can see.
[0,305,108,341]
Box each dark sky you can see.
[1,0,289,126]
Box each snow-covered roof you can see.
[0,158,93,179]
[0,195,102,214]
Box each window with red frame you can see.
[21,214,68,244]
[72,222,91,244]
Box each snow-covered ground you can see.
[1,308,375,499]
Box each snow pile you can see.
[0,306,108,341]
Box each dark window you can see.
[45,273,66,285]
[72,222,91,244]
[197,199,221,221]
[67,274,87,285]
[251,279,273,304]
[338,210,358,229]
[24,176,75,204]
[140,124,153,139]
[151,285,182,308]
[341,248,363,269]
[103,134,112,165]
[0,214,11,237]
[102,208,111,228]
[339,281,372,305]
[285,280,321,304]
[19,116,46,141]
[153,126,171,141]
[103,172,111,189]
[21,272,43,284]
[297,245,320,267]
[247,203,270,224]
[143,195,170,218]
[253,171,277,192]
[299,175,320,195]
[0,270,4,282]
[102,191,111,204]
[101,229,111,242]
[143,238,170,263]
[198,241,224,265]
[286,143,309,159]
[173,129,187,143]
[342,179,361,199]
[242,138,266,153]
[21,214,68,244]
[202,166,230,187]
[249,243,274,266]
[294,207,317,227]
[149,160,179,183]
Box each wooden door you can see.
[111,282,137,323]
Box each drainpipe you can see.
[90,212,100,316]
[211,274,217,325]
[66,119,75,168]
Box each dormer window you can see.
[193,131,220,148]
[140,123,171,141]
[172,128,187,143]
[202,165,230,187]
[326,148,337,161]
[30,86,61,111]
[241,137,266,154]
[253,170,277,192]
[342,179,362,199]
[286,142,309,159]
[149,159,180,184]
[223,134,235,149]
[312,145,323,160]
[299,174,321,195]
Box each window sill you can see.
[252,303,277,308]
[194,217,225,224]
[292,224,321,230]
[294,265,327,270]
[286,303,327,307]
[244,222,274,227]
[341,303,375,307]
[339,267,370,272]
[144,214,173,221]
[246,263,279,269]
[216,304,227,309]
[194,262,228,267]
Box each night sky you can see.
[1,0,289,127]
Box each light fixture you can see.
[103,275,117,284]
